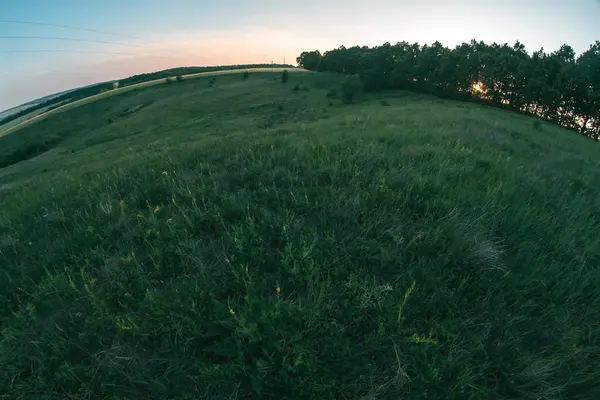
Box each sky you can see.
[0,0,599,111]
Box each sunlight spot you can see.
[472,81,485,93]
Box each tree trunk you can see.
[567,111,575,128]
[580,116,589,136]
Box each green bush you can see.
[341,75,362,104]
[0,137,61,168]
[281,69,289,83]
[243,71,250,80]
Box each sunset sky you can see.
[1,0,599,110]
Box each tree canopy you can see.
[298,40,600,139]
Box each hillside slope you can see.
[1,71,599,399]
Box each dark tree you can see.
[298,38,600,138]
[281,69,289,83]
[296,51,322,71]
[243,71,250,80]
[341,75,362,104]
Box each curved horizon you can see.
[1,0,599,111]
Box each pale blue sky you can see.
[1,0,599,110]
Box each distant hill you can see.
[0,85,109,119]
[20,87,82,106]
[0,82,116,127]
[0,104,36,121]
[0,64,294,127]
[118,64,294,87]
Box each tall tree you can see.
[296,51,323,71]
[576,41,600,137]
[301,38,600,138]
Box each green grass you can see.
[1,70,599,399]
[0,68,306,139]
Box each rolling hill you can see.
[0,69,599,399]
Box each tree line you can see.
[118,64,293,86]
[297,40,600,139]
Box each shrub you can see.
[176,75,183,82]
[326,89,337,98]
[341,75,362,104]
[0,137,61,168]
[293,84,300,91]
[380,99,391,107]
[281,69,289,83]
[243,71,250,80]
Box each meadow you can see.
[0,68,297,139]
[0,70,599,399]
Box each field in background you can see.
[0,104,36,119]
[1,70,599,399]
[0,68,300,137]
[0,101,70,139]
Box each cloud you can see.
[2,1,598,110]
[0,26,318,110]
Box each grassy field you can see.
[1,70,599,399]
[0,68,301,138]
[0,101,70,139]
